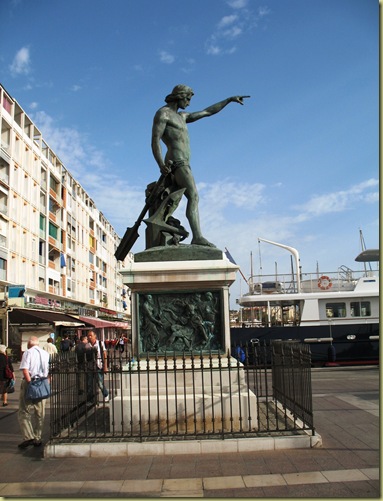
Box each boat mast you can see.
[258,237,302,292]
[250,251,254,282]
[250,251,254,324]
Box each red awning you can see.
[114,322,130,329]
[9,308,85,327]
[79,316,117,329]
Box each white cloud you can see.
[10,46,31,76]
[295,179,379,217]
[227,0,248,8]
[258,6,271,17]
[206,43,221,56]
[199,180,265,211]
[159,50,175,64]
[71,84,82,92]
[31,110,107,178]
[223,26,242,39]
[205,0,267,56]
[218,15,238,29]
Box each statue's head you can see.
[165,84,194,103]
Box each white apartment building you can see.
[0,83,132,354]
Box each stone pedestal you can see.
[115,249,257,435]
[111,357,258,434]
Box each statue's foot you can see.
[191,236,216,248]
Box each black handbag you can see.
[25,350,51,402]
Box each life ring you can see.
[318,275,332,290]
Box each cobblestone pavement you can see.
[0,365,379,498]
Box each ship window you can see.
[326,302,346,318]
[350,301,371,317]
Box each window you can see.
[326,302,346,318]
[89,234,96,249]
[351,301,371,317]
[41,168,47,190]
[39,215,46,233]
[2,93,12,114]
[39,240,46,264]
[1,120,11,152]
[40,191,46,211]
[48,278,59,293]
[50,174,60,195]
[49,197,59,213]
[14,103,22,127]
[0,257,6,280]
[0,157,10,184]
[48,222,59,240]
[0,191,8,215]
[42,141,49,159]
[24,116,32,138]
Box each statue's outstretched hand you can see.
[232,95,250,105]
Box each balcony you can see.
[0,203,7,216]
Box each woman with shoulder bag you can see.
[0,344,15,406]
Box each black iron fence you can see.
[49,341,314,443]
[271,341,314,430]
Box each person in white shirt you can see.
[87,330,109,402]
[43,337,58,357]
[18,336,50,449]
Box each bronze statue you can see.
[151,85,250,248]
[115,86,249,261]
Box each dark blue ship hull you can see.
[230,323,379,365]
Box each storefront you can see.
[7,308,87,359]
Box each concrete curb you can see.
[45,431,322,458]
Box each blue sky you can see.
[0,0,379,307]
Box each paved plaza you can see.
[0,365,379,497]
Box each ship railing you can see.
[248,268,378,294]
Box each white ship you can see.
[231,238,379,365]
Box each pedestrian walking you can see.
[18,336,50,449]
[43,337,58,357]
[0,344,15,406]
[87,331,109,402]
